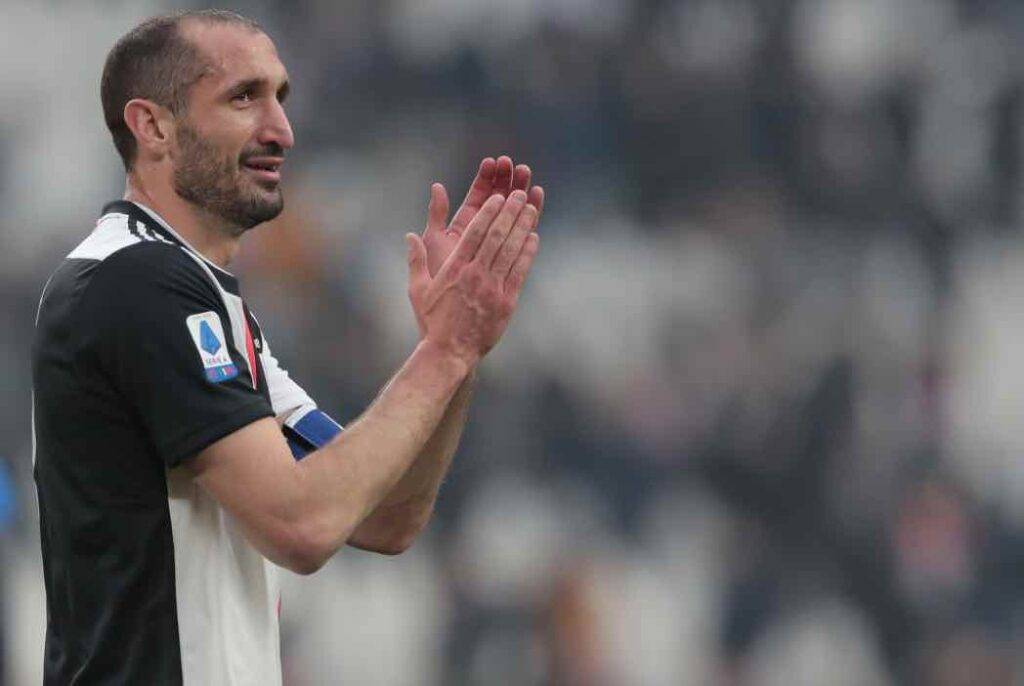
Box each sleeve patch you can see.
[185,311,239,383]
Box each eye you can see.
[232,89,254,104]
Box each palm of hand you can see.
[422,220,461,278]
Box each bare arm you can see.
[347,161,544,554]
[188,192,539,574]
[189,340,468,574]
[347,372,475,554]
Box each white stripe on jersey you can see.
[67,213,145,261]
[166,468,283,686]
[261,334,316,418]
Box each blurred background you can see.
[2,0,1024,683]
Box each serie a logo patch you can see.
[185,311,239,383]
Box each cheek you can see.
[201,118,253,167]
[223,141,247,174]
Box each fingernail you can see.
[512,189,527,201]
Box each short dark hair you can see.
[101,9,264,171]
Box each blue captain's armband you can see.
[282,406,343,460]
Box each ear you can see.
[123,98,175,164]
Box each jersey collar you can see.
[100,200,238,280]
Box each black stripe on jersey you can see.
[127,214,142,239]
[35,248,186,684]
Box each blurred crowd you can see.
[3,0,1024,683]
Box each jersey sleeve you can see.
[256,332,345,460]
[81,243,274,468]
[259,332,316,419]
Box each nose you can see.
[258,98,294,151]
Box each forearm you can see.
[347,371,475,551]
[191,340,471,574]
[376,372,473,507]
[293,341,470,559]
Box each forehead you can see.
[181,21,287,92]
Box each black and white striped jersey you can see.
[32,200,318,684]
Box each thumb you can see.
[406,232,429,286]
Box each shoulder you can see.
[71,240,227,347]
[94,239,207,284]
[72,240,229,369]
[36,214,213,336]
[60,202,218,302]
[86,241,217,307]
[68,207,177,262]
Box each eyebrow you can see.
[225,76,290,102]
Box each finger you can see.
[527,185,544,223]
[512,164,531,193]
[424,183,450,235]
[450,157,496,235]
[493,156,514,196]
[452,193,507,263]
[505,232,539,299]
[474,189,528,267]
[492,204,537,276]
[406,233,429,290]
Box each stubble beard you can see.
[172,121,284,234]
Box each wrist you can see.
[413,339,477,382]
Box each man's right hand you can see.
[405,189,540,368]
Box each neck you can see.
[124,174,241,269]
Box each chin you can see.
[243,195,285,229]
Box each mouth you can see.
[242,156,284,184]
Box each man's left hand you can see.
[421,156,544,277]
